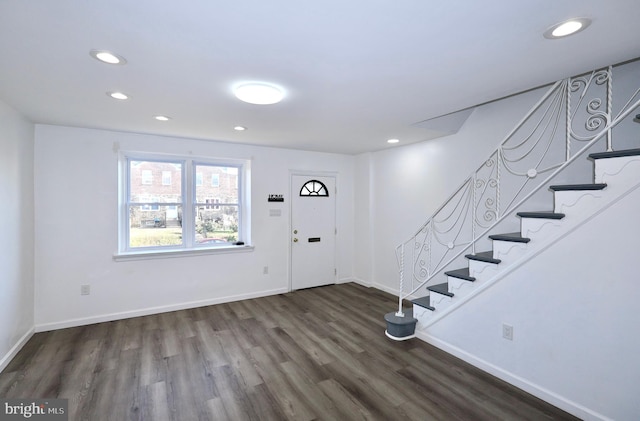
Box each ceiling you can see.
[1,1,639,155]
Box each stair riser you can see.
[491,241,528,265]
[553,190,605,214]
[448,277,475,299]
[520,218,563,241]
[428,292,453,310]
[412,304,433,329]
[594,155,640,184]
[468,259,500,281]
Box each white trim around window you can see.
[115,151,252,259]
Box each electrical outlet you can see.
[263,266,269,275]
[80,284,91,296]
[502,323,513,341]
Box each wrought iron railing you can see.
[395,64,640,316]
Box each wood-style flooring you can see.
[0,283,578,420]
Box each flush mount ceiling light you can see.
[544,18,591,39]
[90,49,127,65]
[234,126,247,131]
[154,115,171,121]
[234,82,284,105]
[387,138,400,144]
[107,91,129,100]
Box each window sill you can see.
[113,245,254,262]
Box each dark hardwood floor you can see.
[0,283,578,420]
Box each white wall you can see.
[0,100,35,371]
[34,125,354,330]
[424,184,640,420]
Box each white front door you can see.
[291,174,336,290]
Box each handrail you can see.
[395,64,640,316]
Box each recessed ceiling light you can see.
[544,18,591,39]
[234,82,285,105]
[107,91,129,100]
[90,49,127,65]
[154,115,171,121]
[387,138,400,144]
[234,126,247,131]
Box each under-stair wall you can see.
[422,177,640,420]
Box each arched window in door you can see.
[299,179,329,197]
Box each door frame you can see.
[289,170,338,292]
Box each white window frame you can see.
[116,152,252,260]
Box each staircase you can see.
[386,63,640,341]
[411,148,640,327]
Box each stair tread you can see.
[465,251,501,264]
[517,211,565,219]
[444,268,476,281]
[549,183,607,191]
[427,283,454,297]
[589,148,640,160]
[411,296,435,311]
[488,232,531,243]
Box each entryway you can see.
[290,173,336,290]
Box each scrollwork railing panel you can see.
[395,64,640,315]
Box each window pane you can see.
[194,205,238,244]
[129,205,183,248]
[195,165,238,204]
[130,160,182,203]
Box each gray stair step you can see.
[465,251,501,264]
[427,283,454,297]
[488,232,530,243]
[550,183,607,191]
[589,148,640,160]
[411,296,435,311]
[444,268,476,282]
[517,211,565,220]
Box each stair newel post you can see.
[396,243,405,317]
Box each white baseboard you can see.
[349,277,373,287]
[35,287,289,332]
[371,281,398,296]
[416,331,610,421]
[0,327,35,373]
